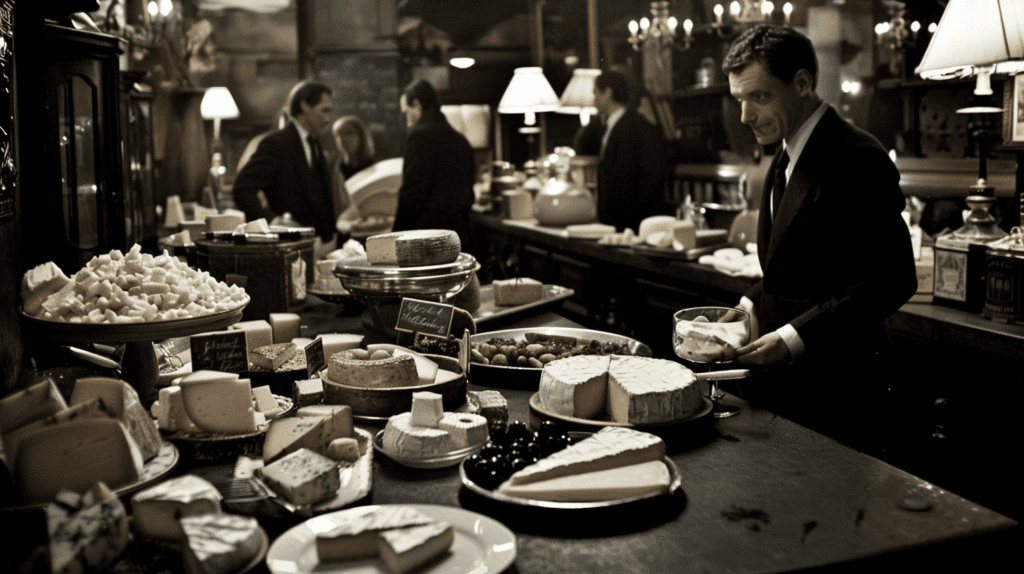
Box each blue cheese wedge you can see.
[258,448,339,506]
[130,474,222,541]
[180,513,263,574]
[315,506,435,562]
[47,482,130,574]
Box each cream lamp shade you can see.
[556,68,600,126]
[200,87,240,120]
[497,67,560,125]
[201,87,240,142]
[915,0,1024,96]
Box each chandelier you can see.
[628,1,793,51]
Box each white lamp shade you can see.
[915,0,1024,81]
[201,87,240,120]
[556,68,600,116]
[497,67,560,117]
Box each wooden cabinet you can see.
[19,22,126,272]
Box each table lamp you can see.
[200,87,240,210]
[556,68,600,126]
[915,0,1023,309]
[498,67,560,163]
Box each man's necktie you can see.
[771,149,789,217]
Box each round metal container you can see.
[333,252,478,300]
[320,354,467,421]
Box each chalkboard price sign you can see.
[305,338,326,379]
[190,330,249,373]
[395,298,455,339]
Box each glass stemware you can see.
[673,306,751,418]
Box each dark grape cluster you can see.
[463,420,575,490]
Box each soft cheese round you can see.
[438,412,489,449]
[326,350,419,389]
[539,355,701,424]
[383,412,452,457]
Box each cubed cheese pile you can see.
[28,244,248,323]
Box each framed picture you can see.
[1002,74,1024,148]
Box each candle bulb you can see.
[641,17,651,33]
[730,1,740,18]
[714,4,723,26]
[684,18,693,40]
[629,19,639,38]
[762,1,774,19]
[783,2,793,25]
[910,20,921,41]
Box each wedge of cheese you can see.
[130,474,222,541]
[0,379,68,434]
[497,459,670,501]
[537,355,610,420]
[377,522,454,574]
[492,277,543,307]
[178,371,258,434]
[15,418,145,504]
[316,506,436,562]
[180,512,263,574]
[21,261,71,316]
[258,448,340,506]
[251,342,297,371]
[153,385,201,433]
[2,397,118,468]
[501,426,665,487]
[262,405,353,462]
[70,377,163,460]
[46,482,130,574]
[366,230,461,267]
[268,312,301,343]
[319,333,365,358]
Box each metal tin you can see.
[334,253,478,299]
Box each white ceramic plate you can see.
[372,430,487,470]
[265,503,517,574]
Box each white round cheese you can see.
[439,412,488,449]
[382,412,452,457]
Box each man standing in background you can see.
[394,79,476,252]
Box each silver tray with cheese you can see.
[372,391,490,469]
[459,427,682,509]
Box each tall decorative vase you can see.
[153,88,210,211]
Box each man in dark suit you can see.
[233,80,344,255]
[723,25,917,448]
[593,70,669,232]
[393,79,476,250]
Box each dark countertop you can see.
[185,305,1017,574]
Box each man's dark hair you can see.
[288,80,332,118]
[594,70,632,105]
[403,79,441,112]
[722,24,818,89]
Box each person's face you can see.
[300,93,333,135]
[728,61,810,145]
[336,126,361,156]
[592,85,614,117]
[400,94,422,128]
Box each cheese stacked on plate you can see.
[497,426,671,502]
[21,244,248,323]
[0,377,163,505]
[382,392,489,457]
[365,229,461,267]
[130,474,263,574]
[315,505,455,574]
[151,370,283,435]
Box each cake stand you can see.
[333,253,479,339]
[22,304,246,407]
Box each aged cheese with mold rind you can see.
[70,377,163,461]
[130,474,222,541]
[497,459,670,501]
[325,438,361,463]
[262,405,352,462]
[258,447,339,506]
[180,512,263,574]
[366,229,461,267]
[251,343,297,371]
[326,351,418,389]
[538,355,609,419]
[503,426,665,486]
[315,506,435,562]
[47,482,129,574]
[607,356,701,425]
[16,418,144,505]
[292,378,325,407]
[382,412,451,457]
[377,522,454,574]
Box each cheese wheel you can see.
[365,230,461,267]
[438,412,488,449]
[382,412,451,457]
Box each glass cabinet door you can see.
[58,73,100,250]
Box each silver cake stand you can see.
[333,253,478,338]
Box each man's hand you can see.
[734,332,791,369]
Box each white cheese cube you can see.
[409,392,444,428]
